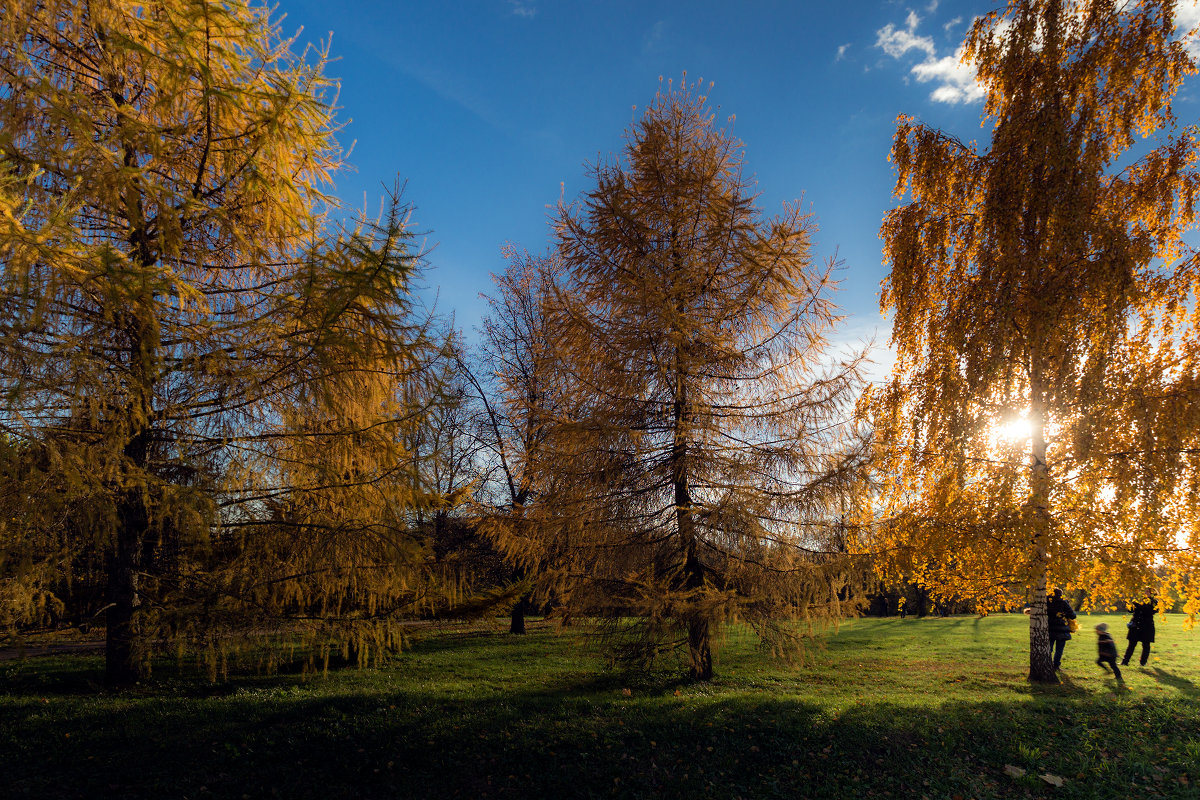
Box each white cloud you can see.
[875,2,1199,104]
[875,13,936,59]
[506,0,536,18]
[836,43,851,61]
[1178,0,1200,59]
[911,47,985,104]
[875,10,983,104]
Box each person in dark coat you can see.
[1047,588,1077,669]
[1122,596,1156,667]
[1095,623,1122,681]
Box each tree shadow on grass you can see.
[1147,667,1199,697]
[1019,669,1092,699]
[5,678,1198,800]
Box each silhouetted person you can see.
[1122,596,1156,667]
[1047,588,1076,670]
[1095,623,1122,681]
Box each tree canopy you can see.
[0,0,445,684]
[869,0,1199,682]
[541,79,869,680]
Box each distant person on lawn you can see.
[1047,588,1077,670]
[1095,623,1122,681]
[1123,596,1156,667]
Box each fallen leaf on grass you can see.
[1040,773,1065,787]
[1003,765,1027,778]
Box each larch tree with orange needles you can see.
[550,80,870,681]
[870,0,1199,683]
[0,0,445,685]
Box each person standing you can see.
[1123,596,1156,667]
[1047,588,1077,670]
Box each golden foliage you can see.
[870,0,1199,679]
[529,78,870,679]
[0,0,447,680]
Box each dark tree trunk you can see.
[106,486,147,687]
[687,616,713,681]
[509,565,529,634]
[673,352,713,680]
[509,596,528,634]
[106,147,160,689]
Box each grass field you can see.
[2,613,1198,799]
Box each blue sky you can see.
[280,0,1200,353]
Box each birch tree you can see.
[550,80,869,680]
[871,0,1198,682]
[0,0,441,684]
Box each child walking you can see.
[1096,623,1122,681]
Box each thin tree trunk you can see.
[509,502,530,634]
[687,614,713,681]
[509,560,529,634]
[1027,377,1057,683]
[673,361,712,680]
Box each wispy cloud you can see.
[642,20,667,56]
[875,10,982,104]
[1178,0,1200,59]
[506,0,536,19]
[875,11,936,59]
[836,43,851,62]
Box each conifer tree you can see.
[0,0,441,684]
[549,80,869,680]
[872,0,1198,682]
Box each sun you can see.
[992,415,1032,444]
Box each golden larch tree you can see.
[549,80,869,680]
[0,0,440,684]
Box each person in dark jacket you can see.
[1122,596,1156,667]
[1095,623,1122,681]
[1047,588,1077,669]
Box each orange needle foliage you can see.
[539,79,870,680]
[0,0,442,685]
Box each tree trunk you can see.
[687,615,713,681]
[673,362,712,679]
[106,296,156,687]
[509,563,529,634]
[106,485,147,688]
[509,593,528,634]
[106,147,158,688]
[1027,378,1058,683]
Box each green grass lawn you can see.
[2,613,1198,799]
